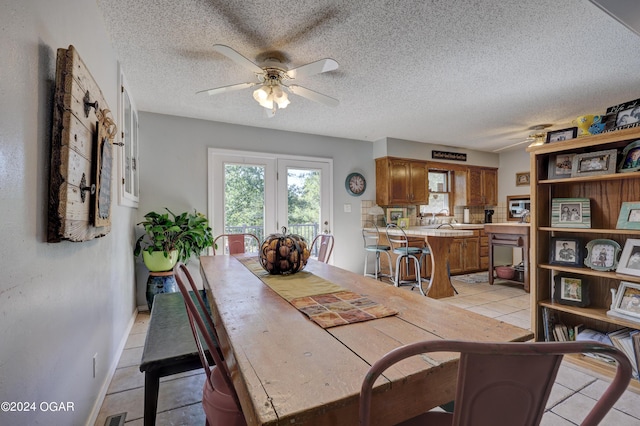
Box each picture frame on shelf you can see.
[551,198,591,228]
[546,127,578,143]
[549,237,583,267]
[397,217,409,229]
[616,202,640,230]
[610,281,640,320]
[506,195,530,221]
[548,153,575,180]
[617,140,640,173]
[553,275,590,307]
[570,149,617,178]
[616,239,640,277]
[386,208,406,226]
[515,172,530,186]
[584,239,621,271]
[605,98,640,132]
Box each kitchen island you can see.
[383,225,475,298]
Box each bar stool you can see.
[362,221,393,280]
[385,224,424,295]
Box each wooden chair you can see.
[360,340,632,426]
[310,233,334,263]
[173,262,246,426]
[213,233,260,255]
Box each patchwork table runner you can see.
[237,256,397,328]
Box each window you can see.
[117,63,139,207]
[419,171,450,215]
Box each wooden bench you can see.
[139,291,209,426]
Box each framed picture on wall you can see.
[386,208,406,225]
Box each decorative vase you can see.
[574,115,602,137]
[259,227,310,275]
[146,271,177,310]
[142,250,178,272]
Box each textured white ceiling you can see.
[96,0,640,152]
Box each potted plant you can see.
[134,208,214,272]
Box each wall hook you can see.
[83,90,99,118]
[80,173,95,203]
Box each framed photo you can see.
[548,153,575,179]
[570,149,617,177]
[551,198,591,228]
[616,202,640,230]
[507,195,531,221]
[515,172,530,186]
[553,275,590,307]
[549,237,583,267]
[584,239,621,271]
[611,281,640,319]
[386,208,406,225]
[605,98,640,132]
[397,217,409,228]
[616,239,640,277]
[546,127,578,143]
[617,140,640,173]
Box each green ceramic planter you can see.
[142,250,178,272]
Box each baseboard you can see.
[85,308,139,426]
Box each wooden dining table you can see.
[200,254,533,426]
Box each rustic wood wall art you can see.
[48,45,116,242]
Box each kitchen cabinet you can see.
[449,231,480,274]
[376,157,429,205]
[454,166,498,206]
[528,126,640,391]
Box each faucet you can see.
[520,209,530,223]
[430,209,450,225]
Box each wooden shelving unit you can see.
[528,127,640,391]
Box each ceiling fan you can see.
[492,124,552,152]
[197,45,339,116]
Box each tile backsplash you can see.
[361,200,509,226]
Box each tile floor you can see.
[95,278,640,426]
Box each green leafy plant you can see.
[133,208,214,263]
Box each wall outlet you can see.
[93,353,98,378]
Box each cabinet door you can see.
[409,161,429,204]
[463,237,480,272]
[468,168,484,205]
[388,160,411,204]
[482,168,498,206]
[449,238,464,274]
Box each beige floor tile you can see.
[124,332,147,349]
[540,411,576,426]
[157,374,206,413]
[117,346,144,369]
[554,364,597,391]
[580,379,640,419]
[546,383,574,409]
[107,365,144,394]
[479,301,523,315]
[95,386,145,426]
[466,305,502,318]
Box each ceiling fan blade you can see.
[492,138,536,153]
[212,44,264,74]
[196,82,258,96]
[287,59,338,79]
[287,84,339,107]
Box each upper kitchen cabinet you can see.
[376,157,429,205]
[454,166,498,206]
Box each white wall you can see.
[136,112,376,306]
[0,2,137,425]
[498,148,532,202]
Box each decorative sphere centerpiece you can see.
[259,227,311,274]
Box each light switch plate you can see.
[344,203,352,213]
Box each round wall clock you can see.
[345,172,366,196]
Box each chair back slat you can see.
[213,233,260,255]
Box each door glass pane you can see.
[286,168,320,251]
[223,164,265,249]
[131,109,139,197]
[123,90,132,194]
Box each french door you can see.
[208,149,332,251]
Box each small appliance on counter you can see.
[484,209,494,223]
